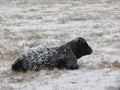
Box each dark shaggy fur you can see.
[12,37,92,72]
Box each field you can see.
[0,0,120,90]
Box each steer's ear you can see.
[78,37,86,42]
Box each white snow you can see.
[0,0,120,90]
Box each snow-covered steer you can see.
[12,37,92,72]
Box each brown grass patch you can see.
[79,60,120,70]
[106,86,120,90]
[111,61,120,69]
[98,61,120,69]
[98,61,111,69]
[2,49,22,60]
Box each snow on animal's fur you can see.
[12,37,92,72]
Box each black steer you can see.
[12,37,92,72]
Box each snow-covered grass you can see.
[0,0,120,90]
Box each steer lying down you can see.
[12,37,92,72]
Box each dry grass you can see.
[111,61,120,69]
[0,29,72,61]
[79,60,120,70]
[0,0,120,89]
[0,0,72,5]
[0,0,120,5]
[106,86,120,90]
[98,61,120,69]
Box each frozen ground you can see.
[0,0,120,90]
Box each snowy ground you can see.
[0,0,120,90]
